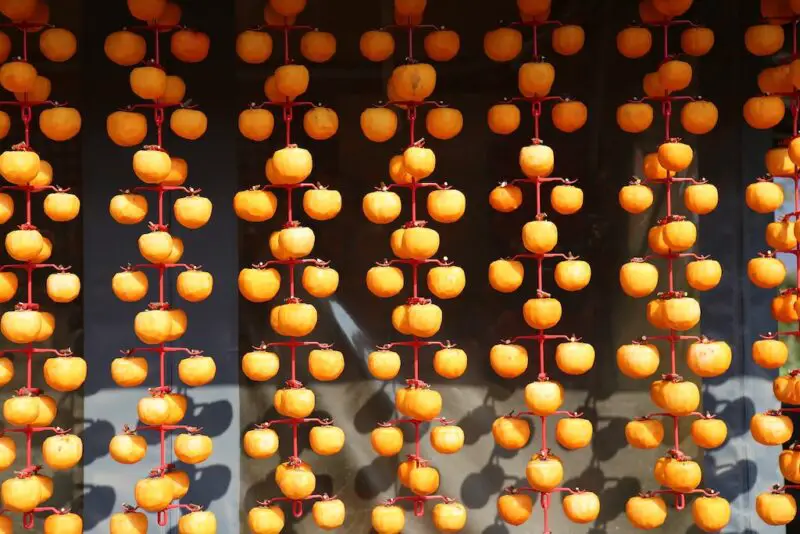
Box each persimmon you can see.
[555,417,592,449]
[492,416,530,449]
[686,339,731,377]
[432,502,467,532]
[484,27,522,62]
[309,425,345,456]
[524,379,564,416]
[490,343,528,378]
[488,259,524,293]
[626,495,667,529]
[620,261,658,298]
[244,427,279,459]
[109,433,147,464]
[625,418,664,448]
[525,452,563,492]
[431,425,464,454]
[522,219,557,254]
[497,492,533,525]
[368,350,401,380]
[751,412,793,445]
[308,349,344,381]
[555,340,594,375]
[757,491,797,525]
[427,265,465,299]
[42,433,83,470]
[371,426,404,456]
[691,418,728,449]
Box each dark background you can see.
[0,0,787,532]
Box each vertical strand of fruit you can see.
[744,4,800,526]
[485,2,598,531]
[0,8,83,531]
[105,1,218,530]
[615,1,731,531]
[235,0,346,530]
[360,1,469,531]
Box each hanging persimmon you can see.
[745,24,785,56]
[640,0,671,23]
[250,506,286,534]
[522,218,557,254]
[617,101,653,133]
[488,104,521,135]
[681,100,718,135]
[552,100,587,132]
[432,502,467,532]
[555,417,592,450]
[745,180,783,213]
[752,412,794,445]
[134,476,173,513]
[138,228,173,264]
[170,108,207,140]
[111,355,148,387]
[772,291,799,322]
[271,0,307,16]
[312,499,346,530]
[109,433,147,464]
[133,147,171,185]
[174,432,212,464]
[272,145,313,183]
[757,492,796,526]
[1,307,42,345]
[366,265,404,298]
[361,107,398,142]
[134,307,172,344]
[173,193,212,229]
[619,180,653,214]
[308,349,345,382]
[0,61,37,93]
[687,338,731,377]
[309,425,345,455]
[300,30,336,63]
[625,418,664,448]
[424,29,459,61]
[490,343,528,378]
[681,26,714,56]
[563,492,600,524]
[392,63,437,102]
[744,96,786,129]
[1,476,41,513]
[0,434,16,470]
[0,145,40,185]
[767,147,794,177]
[662,294,701,331]
[426,107,463,140]
[372,505,405,534]
[170,29,210,63]
[554,258,591,291]
[691,417,728,449]
[427,188,465,223]
[519,61,554,97]
[0,271,17,303]
[658,58,692,91]
[370,425,403,456]
[405,386,443,421]
[748,254,786,289]
[302,107,338,141]
[130,65,167,100]
[367,349,401,380]
[555,340,594,375]
[236,30,272,64]
[389,154,414,184]
[484,28,523,62]
[432,347,467,379]
[178,355,216,387]
[685,258,722,291]
[759,65,793,93]
[524,379,564,416]
[525,452,563,492]
[5,226,44,262]
[241,349,279,381]
[626,495,667,529]
[492,416,530,450]
[105,30,147,66]
[107,111,148,147]
[664,456,702,492]
[3,393,39,425]
[244,427,279,459]
[617,343,660,378]
[234,188,277,222]
[489,183,523,212]
[766,220,797,251]
[519,140,554,177]
[0,111,9,139]
[112,270,148,302]
[270,301,317,337]
[360,30,395,62]
[658,139,693,172]
[551,184,583,214]
[42,434,83,470]
[552,25,584,55]
[275,64,309,99]
[497,492,533,526]
[617,26,652,58]
[683,182,718,214]
[427,265,466,299]
[39,28,77,63]
[43,353,86,391]
[301,264,339,297]
[643,152,668,181]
